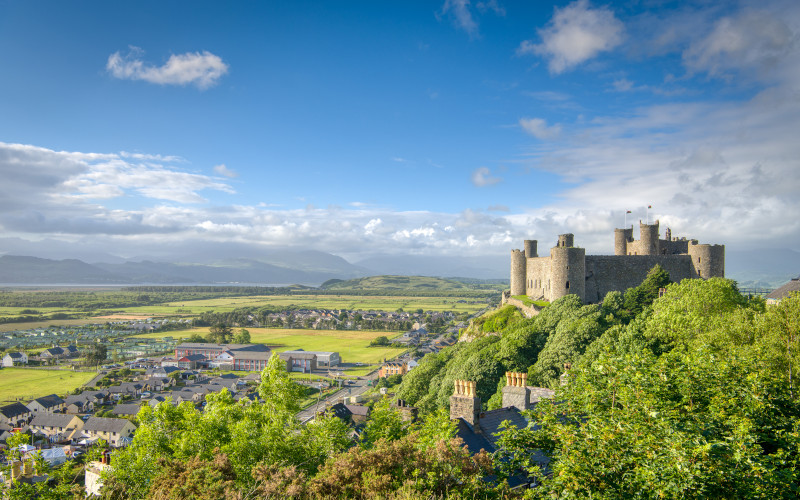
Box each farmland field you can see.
[0,367,96,403]
[132,327,406,364]
[99,294,487,317]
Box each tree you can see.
[86,343,108,367]
[370,336,389,347]
[186,333,206,343]
[207,324,232,344]
[233,328,250,344]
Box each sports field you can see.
[132,327,405,364]
[0,367,96,403]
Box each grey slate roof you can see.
[32,394,65,409]
[83,416,136,433]
[30,413,78,428]
[0,402,31,419]
[111,403,143,416]
[766,277,800,301]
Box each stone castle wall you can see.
[510,222,724,304]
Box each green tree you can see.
[233,328,251,344]
[86,343,108,367]
[207,324,232,344]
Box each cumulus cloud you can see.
[519,117,562,140]
[106,46,229,89]
[471,166,502,186]
[213,164,238,178]
[519,0,624,74]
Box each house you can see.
[2,351,28,367]
[28,413,84,442]
[0,402,32,427]
[80,416,137,447]
[27,394,66,413]
[450,373,553,480]
[379,361,407,378]
[64,390,109,414]
[765,277,800,304]
[111,403,143,418]
[39,346,65,360]
[176,353,206,369]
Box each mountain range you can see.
[0,247,797,287]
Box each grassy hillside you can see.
[320,275,503,292]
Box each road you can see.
[296,369,379,423]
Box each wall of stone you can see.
[688,243,725,279]
[510,249,526,296]
[584,255,694,303]
[525,256,552,300]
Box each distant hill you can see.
[354,255,507,280]
[320,275,505,292]
[0,254,366,286]
[725,248,800,289]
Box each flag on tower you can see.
[648,205,652,208]
[626,210,632,214]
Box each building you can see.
[80,416,137,447]
[279,351,317,373]
[0,402,32,427]
[2,351,28,367]
[27,394,66,413]
[765,276,800,304]
[174,343,272,371]
[379,361,408,378]
[28,413,84,442]
[450,373,553,484]
[507,221,725,304]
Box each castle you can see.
[507,221,725,304]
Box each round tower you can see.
[614,227,633,256]
[557,233,574,248]
[524,240,538,258]
[639,221,660,256]
[549,244,585,302]
[510,249,527,296]
[687,243,725,279]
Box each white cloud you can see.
[519,117,562,140]
[107,47,229,89]
[471,166,502,187]
[439,0,478,37]
[213,164,238,178]
[519,0,624,74]
[683,9,793,81]
[364,218,382,234]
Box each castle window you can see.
[566,281,570,289]
[698,257,701,263]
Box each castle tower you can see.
[557,233,574,248]
[502,371,531,412]
[450,379,480,428]
[687,243,725,279]
[614,227,633,256]
[524,239,538,258]
[510,249,526,296]
[639,220,660,255]
[550,234,585,302]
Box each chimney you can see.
[11,461,21,480]
[502,371,531,411]
[450,379,481,429]
[560,363,572,387]
[22,459,32,476]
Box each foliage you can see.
[370,335,390,346]
[622,263,672,318]
[101,354,349,499]
[206,324,233,344]
[85,343,108,366]
[253,433,502,499]
[233,328,250,344]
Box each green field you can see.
[133,327,405,365]
[0,367,97,403]
[106,293,486,317]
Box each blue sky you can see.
[1,0,798,264]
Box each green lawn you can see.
[132,327,405,365]
[0,367,96,404]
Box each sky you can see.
[1,0,799,266]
